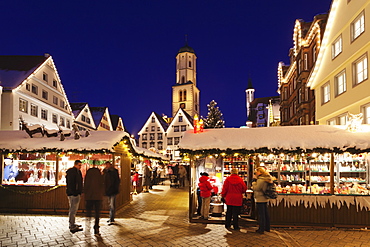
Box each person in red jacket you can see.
[198,172,213,220]
[221,168,247,230]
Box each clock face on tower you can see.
[180,103,186,109]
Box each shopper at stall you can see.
[198,172,213,220]
[132,171,139,194]
[252,166,272,234]
[221,168,247,230]
[84,162,104,235]
[142,163,152,192]
[66,160,83,233]
[178,165,187,187]
[103,161,120,225]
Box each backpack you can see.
[264,181,278,199]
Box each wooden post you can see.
[55,152,59,186]
[330,153,335,194]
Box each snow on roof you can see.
[179,125,370,153]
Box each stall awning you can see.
[179,125,370,154]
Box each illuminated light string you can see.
[0,185,62,195]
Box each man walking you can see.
[84,162,104,235]
[103,161,120,225]
[66,160,83,233]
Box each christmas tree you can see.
[203,100,225,128]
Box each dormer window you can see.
[53,80,57,88]
[43,73,48,82]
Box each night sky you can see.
[1,0,332,135]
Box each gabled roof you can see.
[153,112,170,131]
[249,96,280,109]
[0,55,47,89]
[90,107,107,125]
[70,102,88,118]
[110,115,125,131]
[168,108,194,130]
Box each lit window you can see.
[353,54,368,85]
[327,119,336,125]
[332,35,342,59]
[363,104,370,124]
[150,133,155,140]
[351,11,365,41]
[60,116,65,127]
[19,98,28,113]
[30,104,38,117]
[41,109,48,120]
[174,126,179,132]
[338,114,347,125]
[157,133,163,140]
[151,126,155,131]
[142,134,147,140]
[52,114,58,124]
[322,82,330,104]
[167,137,173,145]
[335,70,346,96]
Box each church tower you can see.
[172,41,200,118]
[245,77,255,120]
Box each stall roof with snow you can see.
[178,125,370,155]
[0,130,169,160]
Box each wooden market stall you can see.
[179,125,370,227]
[0,130,167,213]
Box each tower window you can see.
[180,103,185,109]
[181,76,185,84]
[183,90,187,101]
[189,61,192,67]
[179,91,183,101]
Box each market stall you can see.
[179,124,370,227]
[0,130,168,213]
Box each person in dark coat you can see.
[221,168,247,230]
[66,160,83,233]
[103,161,120,225]
[84,162,104,235]
[142,163,151,192]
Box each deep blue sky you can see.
[1,0,332,135]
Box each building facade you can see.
[308,0,370,126]
[0,54,74,130]
[278,14,328,126]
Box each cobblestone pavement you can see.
[1,182,370,246]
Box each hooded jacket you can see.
[198,175,213,198]
[252,174,272,203]
[221,174,247,206]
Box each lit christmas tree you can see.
[203,100,225,128]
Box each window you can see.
[305,87,309,102]
[52,114,58,124]
[322,82,330,104]
[145,127,148,132]
[183,90,187,101]
[150,133,155,140]
[157,127,160,131]
[180,103,185,109]
[30,104,38,117]
[60,100,65,109]
[86,118,91,124]
[151,126,155,131]
[142,142,147,149]
[338,114,347,125]
[174,137,180,145]
[157,133,163,140]
[283,88,287,100]
[304,53,308,70]
[158,142,163,150]
[66,119,70,128]
[181,125,186,131]
[26,83,30,91]
[151,117,155,123]
[363,104,370,124]
[335,70,346,96]
[189,61,191,67]
[327,119,336,125]
[351,11,365,41]
[313,45,317,63]
[142,134,147,140]
[353,54,368,85]
[167,137,173,145]
[298,59,301,74]
[41,109,48,120]
[150,142,155,148]
[181,76,185,84]
[31,84,38,95]
[43,73,48,82]
[53,96,58,105]
[19,98,28,113]
[298,88,302,104]
[174,126,179,132]
[53,80,57,88]
[179,116,183,122]
[81,115,86,122]
[179,91,183,101]
[42,90,48,100]
[332,35,342,59]
[60,116,65,127]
